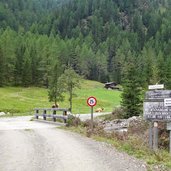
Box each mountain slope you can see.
[0,0,171,88]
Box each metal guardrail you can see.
[34,108,69,123]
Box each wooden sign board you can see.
[145,90,171,100]
[144,101,171,121]
[144,90,171,121]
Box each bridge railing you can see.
[34,108,69,123]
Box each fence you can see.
[34,108,69,123]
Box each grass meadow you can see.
[0,80,121,116]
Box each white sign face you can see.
[164,98,171,107]
[144,89,171,121]
[167,122,171,130]
[144,101,171,120]
[148,84,164,90]
[145,90,171,99]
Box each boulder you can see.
[0,112,6,116]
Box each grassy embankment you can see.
[0,80,121,116]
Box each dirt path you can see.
[0,117,147,171]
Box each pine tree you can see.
[0,47,5,86]
[22,48,32,87]
[14,43,25,86]
[165,57,171,89]
[121,60,142,118]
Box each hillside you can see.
[0,0,171,89]
[0,80,121,115]
[0,0,64,32]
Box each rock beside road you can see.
[0,112,6,116]
[98,116,148,133]
[0,112,11,116]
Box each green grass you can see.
[0,80,121,115]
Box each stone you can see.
[0,112,6,116]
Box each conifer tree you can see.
[121,60,142,118]
[0,47,5,86]
[22,48,32,87]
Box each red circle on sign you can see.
[87,96,97,107]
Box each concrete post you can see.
[153,121,158,151]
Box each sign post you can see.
[144,85,171,153]
[149,122,153,149]
[166,123,171,154]
[87,96,97,133]
[144,84,166,151]
[153,122,158,151]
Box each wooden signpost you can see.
[144,84,171,153]
[87,96,97,132]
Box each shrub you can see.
[158,122,169,150]
[112,107,125,119]
[66,115,81,127]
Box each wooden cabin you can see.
[104,82,119,90]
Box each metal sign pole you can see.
[91,106,94,132]
[149,122,153,149]
[87,96,97,133]
[170,131,171,154]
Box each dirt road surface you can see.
[0,117,147,171]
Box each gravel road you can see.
[0,117,147,171]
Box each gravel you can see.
[0,117,147,171]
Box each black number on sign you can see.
[90,100,94,104]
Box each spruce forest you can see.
[0,0,171,89]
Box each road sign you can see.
[145,90,171,100]
[148,84,164,90]
[144,101,171,120]
[87,96,97,107]
[144,86,171,152]
[164,98,171,107]
[144,89,171,121]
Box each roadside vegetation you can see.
[0,80,121,116]
[64,114,171,171]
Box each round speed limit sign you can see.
[87,96,97,107]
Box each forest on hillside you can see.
[0,0,171,89]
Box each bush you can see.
[110,131,128,141]
[158,122,169,150]
[83,119,104,137]
[82,119,98,128]
[66,115,81,127]
[112,107,125,119]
